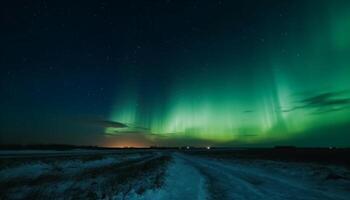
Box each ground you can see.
[1,149,350,200]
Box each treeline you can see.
[0,144,110,150]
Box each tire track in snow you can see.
[136,153,208,200]
[177,154,349,200]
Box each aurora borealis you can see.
[1,0,350,147]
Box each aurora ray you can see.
[1,0,350,147]
[106,0,350,147]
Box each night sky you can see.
[1,0,350,147]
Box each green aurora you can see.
[104,1,350,147]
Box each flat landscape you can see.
[2,1,350,199]
[1,148,350,200]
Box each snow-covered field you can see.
[174,154,350,200]
[0,150,170,199]
[1,151,350,200]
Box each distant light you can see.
[186,146,190,149]
[206,146,211,150]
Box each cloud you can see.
[103,122,152,136]
[83,119,151,131]
[103,127,221,147]
[301,92,349,107]
[88,120,128,128]
[243,110,254,113]
[105,129,150,135]
[282,91,350,114]
[126,124,151,131]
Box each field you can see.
[1,148,350,200]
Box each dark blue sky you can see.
[1,0,350,147]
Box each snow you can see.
[1,151,349,200]
[0,162,52,180]
[0,157,120,181]
[59,156,120,174]
[127,153,350,200]
[126,153,208,200]
[171,154,350,200]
